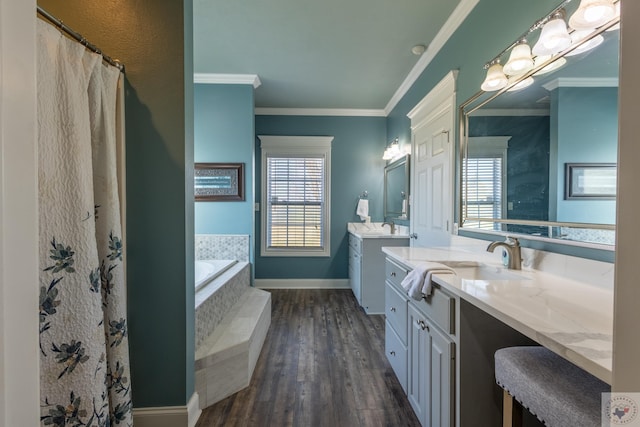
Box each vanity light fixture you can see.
[532,10,572,56]
[606,2,621,31]
[383,138,401,160]
[569,0,616,30]
[566,30,604,56]
[481,60,509,92]
[503,39,534,76]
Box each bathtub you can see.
[195,259,238,292]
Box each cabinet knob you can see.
[390,272,396,277]
[418,320,428,331]
[390,351,396,356]
[390,307,396,312]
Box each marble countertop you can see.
[347,222,410,239]
[382,246,614,384]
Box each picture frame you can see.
[565,163,617,200]
[194,163,245,201]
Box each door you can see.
[412,104,454,247]
[408,71,456,248]
[408,305,430,425]
[429,319,454,427]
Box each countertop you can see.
[382,246,614,384]
[347,222,410,239]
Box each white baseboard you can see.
[133,392,201,427]
[255,278,349,289]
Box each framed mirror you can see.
[459,2,619,248]
[384,155,410,220]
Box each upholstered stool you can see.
[495,346,610,427]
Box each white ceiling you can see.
[193,0,473,112]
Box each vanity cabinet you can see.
[384,257,456,427]
[348,233,408,314]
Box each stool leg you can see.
[503,389,523,427]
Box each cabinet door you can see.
[428,318,454,427]
[407,305,429,425]
[350,250,361,303]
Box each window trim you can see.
[259,135,333,257]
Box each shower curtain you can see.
[37,20,132,426]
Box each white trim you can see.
[542,77,619,91]
[469,108,550,117]
[258,136,333,258]
[385,0,479,115]
[194,73,262,88]
[255,278,350,289]
[407,70,458,123]
[133,393,201,427]
[1,0,40,425]
[255,107,386,117]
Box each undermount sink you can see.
[434,261,529,281]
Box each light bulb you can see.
[532,15,572,56]
[569,0,616,30]
[481,62,508,92]
[504,42,534,76]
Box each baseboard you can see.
[255,278,350,289]
[133,392,201,427]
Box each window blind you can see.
[266,156,325,249]
[463,157,503,230]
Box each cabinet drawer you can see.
[385,320,408,393]
[385,259,408,288]
[348,233,362,254]
[385,281,408,343]
[413,286,455,334]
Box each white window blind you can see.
[266,156,325,249]
[463,156,503,230]
[259,135,333,257]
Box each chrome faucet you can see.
[382,221,396,234]
[486,237,522,270]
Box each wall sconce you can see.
[503,39,534,76]
[383,138,401,160]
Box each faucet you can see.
[486,237,522,270]
[382,221,396,234]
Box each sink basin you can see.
[453,265,529,281]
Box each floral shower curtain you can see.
[37,20,132,426]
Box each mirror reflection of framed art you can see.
[565,163,617,200]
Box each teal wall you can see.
[551,86,618,224]
[37,0,196,408]
[254,115,386,279]
[194,84,255,257]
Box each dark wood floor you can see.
[196,289,421,427]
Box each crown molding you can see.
[384,0,480,116]
[194,73,262,88]
[542,77,619,91]
[254,108,386,117]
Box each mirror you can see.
[460,7,618,247]
[384,155,410,220]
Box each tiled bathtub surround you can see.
[195,262,250,350]
[195,234,250,262]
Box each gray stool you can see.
[495,346,610,427]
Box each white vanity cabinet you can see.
[348,233,408,314]
[385,257,456,427]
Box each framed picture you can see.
[195,163,245,201]
[565,163,617,200]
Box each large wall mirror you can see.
[384,155,410,220]
[459,0,619,248]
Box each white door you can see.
[411,99,454,247]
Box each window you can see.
[463,136,509,231]
[259,136,333,257]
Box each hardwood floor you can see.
[196,289,421,427]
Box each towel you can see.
[356,198,369,221]
[401,262,455,300]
